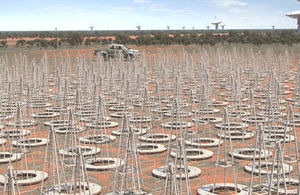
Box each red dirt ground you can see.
[0,45,299,194]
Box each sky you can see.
[0,0,299,31]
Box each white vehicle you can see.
[94,44,140,60]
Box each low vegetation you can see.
[0,30,299,49]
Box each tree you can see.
[65,33,84,46]
[25,40,35,48]
[84,39,91,46]
[16,40,26,47]
[49,39,58,48]
[0,41,7,48]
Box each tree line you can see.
[0,30,299,49]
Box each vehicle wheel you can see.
[126,54,133,61]
[102,54,108,61]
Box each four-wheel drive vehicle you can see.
[94,44,140,60]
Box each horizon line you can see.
[0,28,297,32]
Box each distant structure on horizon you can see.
[286,10,300,34]
[211,17,222,32]
[136,25,141,32]
[286,0,300,34]
[89,26,94,31]
[221,24,226,31]
[166,26,170,31]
